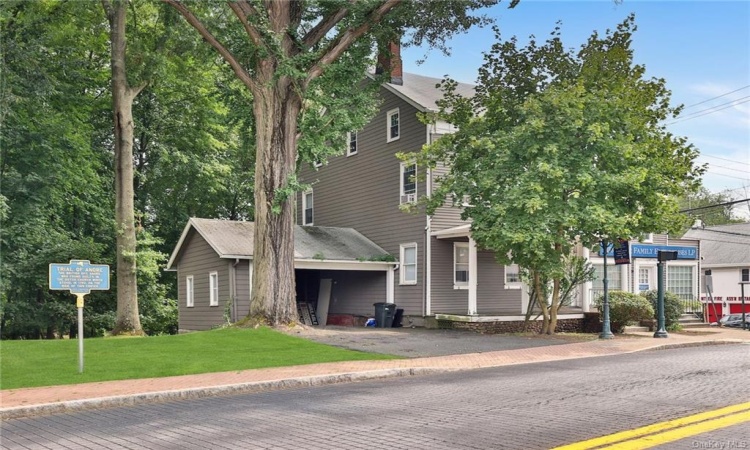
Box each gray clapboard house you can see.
[171,48,587,331]
[295,54,547,328]
[166,218,397,332]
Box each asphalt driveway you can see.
[285,326,596,357]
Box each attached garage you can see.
[166,218,397,332]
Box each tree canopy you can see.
[417,16,704,333]
[164,0,515,325]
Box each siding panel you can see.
[177,230,230,331]
[477,250,522,314]
[430,238,469,314]
[299,86,427,316]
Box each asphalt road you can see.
[2,344,749,449]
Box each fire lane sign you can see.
[49,260,110,294]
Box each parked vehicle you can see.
[719,314,749,328]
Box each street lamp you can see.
[599,239,614,339]
[654,250,678,338]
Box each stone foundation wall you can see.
[438,318,585,334]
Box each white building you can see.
[581,234,701,313]
[683,223,750,322]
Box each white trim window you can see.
[505,264,521,289]
[303,190,314,225]
[454,242,469,289]
[209,271,219,306]
[347,131,358,156]
[400,162,417,204]
[387,108,400,142]
[400,243,417,285]
[186,275,194,307]
[741,268,749,283]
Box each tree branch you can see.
[161,0,256,91]
[304,0,401,87]
[301,6,351,51]
[101,0,114,20]
[227,0,264,49]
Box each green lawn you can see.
[0,327,398,390]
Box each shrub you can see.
[595,291,654,333]
[640,290,684,331]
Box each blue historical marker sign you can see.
[49,260,110,294]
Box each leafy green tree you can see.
[417,16,702,334]
[679,187,743,229]
[1,0,249,337]
[1,0,115,338]
[163,0,515,325]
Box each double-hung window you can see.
[209,271,219,306]
[400,243,417,285]
[347,131,358,156]
[186,276,194,307]
[454,243,469,288]
[742,268,749,283]
[303,190,314,225]
[505,264,521,289]
[667,265,694,300]
[400,162,417,204]
[387,108,400,142]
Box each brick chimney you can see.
[376,41,403,85]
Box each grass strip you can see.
[0,327,398,390]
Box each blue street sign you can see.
[600,244,697,260]
[49,260,110,294]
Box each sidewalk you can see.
[2,327,749,420]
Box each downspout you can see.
[424,123,434,317]
[231,258,241,322]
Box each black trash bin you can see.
[373,302,397,328]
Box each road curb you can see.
[0,367,453,420]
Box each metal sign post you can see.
[49,260,110,373]
[740,282,749,331]
[654,251,678,338]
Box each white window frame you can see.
[454,242,469,289]
[505,264,522,289]
[400,162,417,204]
[643,233,654,243]
[209,271,219,306]
[387,108,400,142]
[186,275,194,308]
[302,190,314,226]
[741,268,749,283]
[347,131,358,156]
[400,243,417,285]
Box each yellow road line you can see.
[552,401,750,450]
[598,409,750,450]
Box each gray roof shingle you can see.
[168,218,391,268]
[385,72,475,112]
[683,223,750,266]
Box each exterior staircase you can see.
[677,313,706,328]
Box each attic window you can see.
[347,132,358,156]
[387,108,400,142]
[303,190,314,226]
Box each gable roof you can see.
[683,223,750,267]
[381,72,475,112]
[166,218,393,270]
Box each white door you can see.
[638,266,656,292]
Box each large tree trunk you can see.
[548,278,560,335]
[248,63,301,325]
[105,0,144,335]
